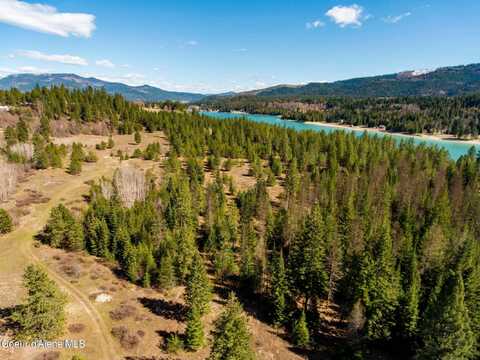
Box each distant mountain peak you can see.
[0,73,206,102]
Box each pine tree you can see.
[42,204,84,251]
[12,265,67,340]
[270,250,288,326]
[0,208,13,234]
[185,306,205,351]
[157,253,176,289]
[209,293,255,360]
[457,236,480,357]
[185,253,212,315]
[362,208,400,341]
[4,126,17,146]
[418,271,475,360]
[398,236,421,338]
[288,204,328,310]
[16,119,29,142]
[68,156,82,175]
[134,131,142,144]
[291,311,310,349]
[123,242,138,282]
[240,221,258,290]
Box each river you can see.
[202,111,479,160]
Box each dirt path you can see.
[0,153,122,360]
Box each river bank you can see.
[303,121,480,146]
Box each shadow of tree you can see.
[0,306,19,336]
[138,297,187,322]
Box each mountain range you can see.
[237,63,480,98]
[1,63,480,103]
[0,73,206,102]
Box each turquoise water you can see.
[202,111,479,160]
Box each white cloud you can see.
[0,0,95,37]
[17,50,88,65]
[382,12,411,24]
[186,40,198,46]
[92,73,146,86]
[306,20,325,29]
[17,65,48,73]
[0,65,49,76]
[96,59,115,68]
[233,48,248,52]
[326,4,364,27]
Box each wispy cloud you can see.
[382,12,412,24]
[17,50,88,66]
[17,65,49,73]
[326,4,364,27]
[95,59,115,68]
[233,48,248,52]
[0,0,95,37]
[186,40,198,46]
[306,20,325,29]
[0,65,49,76]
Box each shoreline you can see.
[303,121,480,146]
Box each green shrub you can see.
[166,333,183,354]
[0,209,13,234]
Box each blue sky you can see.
[0,0,479,93]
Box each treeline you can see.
[0,85,140,133]
[200,94,480,137]
[37,99,480,358]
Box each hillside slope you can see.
[0,73,206,102]
[241,63,480,98]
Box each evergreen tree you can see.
[185,306,205,351]
[185,253,212,315]
[269,250,288,326]
[291,311,310,349]
[16,119,29,142]
[288,204,328,310]
[12,265,67,340]
[361,208,401,341]
[68,156,82,175]
[4,126,17,146]
[134,131,142,144]
[157,253,176,289]
[41,204,84,251]
[209,293,255,360]
[398,241,421,339]
[418,271,475,360]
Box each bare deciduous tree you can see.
[113,165,146,208]
[9,143,34,161]
[0,160,18,202]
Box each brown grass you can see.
[68,323,86,334]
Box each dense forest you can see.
[2,86,480,358]
[200,94,480,138]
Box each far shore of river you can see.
[303,121,480,146]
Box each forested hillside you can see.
[241,63,480,97]
[201,94,480,137]
[2,87,480,359]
